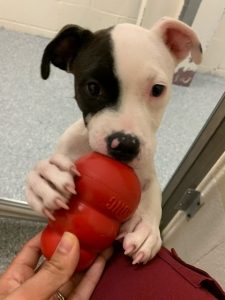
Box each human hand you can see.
[26,154,80,220]
[0,231,112,300]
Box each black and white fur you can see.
[26,17,202,264]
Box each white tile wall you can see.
[58,2,119,31]
[1,0,225,76]
[0,0,141,37]
[141,0,184,28]
[201,38,225,71]
[91,0,141,19]
[61,0,91,5]
[0,0,58,31]
[198,7,225,76]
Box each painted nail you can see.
[56,232,76,254]
[42,208,56,221]
[55,198,69,210]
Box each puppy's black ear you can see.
[41,25,93,79]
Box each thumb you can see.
[17,232,79,300]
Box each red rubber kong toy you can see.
[41,152,141,271]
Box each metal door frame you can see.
[161,92,225,230]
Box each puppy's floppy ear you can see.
[41,25,93,79]
[152,17,202,65]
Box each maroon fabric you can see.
[91,245,225,300]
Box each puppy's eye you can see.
[87,81,102,97]
[151,84,165,97]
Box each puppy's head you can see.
[41,18,202,165]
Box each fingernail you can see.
[57,232,76,255]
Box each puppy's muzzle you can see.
[106,132,140,163]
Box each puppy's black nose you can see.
[106,132,140,163]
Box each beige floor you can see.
[162,151,225,289]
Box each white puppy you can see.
[26,17,202,264]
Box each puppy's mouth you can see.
[106,132,140,163]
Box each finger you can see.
[69,257,106,300]
[57,274,82,299]
[56,248,113,299]
[10,232,80,300]
[69,248,113,300]
[50,154,80,176]
[0,233,42,297]
[7,233,42,276]
[38,159,76,197]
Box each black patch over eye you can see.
[151,84,165,97]
[86,81,102,97]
